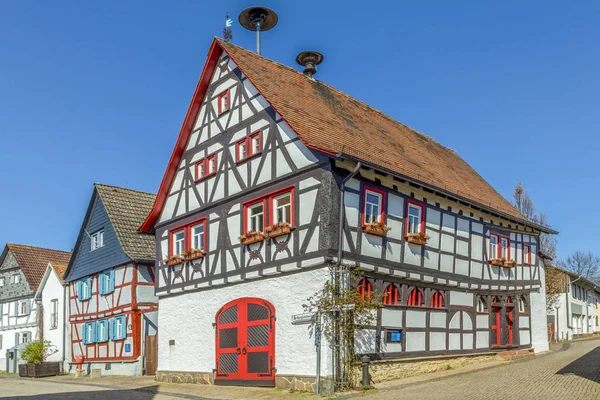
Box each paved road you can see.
[364,339,600,400]
[0,378,206,400]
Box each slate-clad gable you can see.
[64,184,156,282]
[0,252,31,301]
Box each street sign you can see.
[291,312,315,325]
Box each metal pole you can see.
[256,22,261,55]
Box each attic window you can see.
[236,130,262,163]
[13,274,20,284]
[195,153,218,181]
[217,90,230,114]
[91,229,104,251]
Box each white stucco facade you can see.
[35,264,68,364]
[530,260,549,352]
[158,266,332,378]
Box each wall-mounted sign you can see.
[386,330,402,343]
[291,312,315,325]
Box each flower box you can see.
[406,233,429,245]
[489,258,506,267]
[240,231,265,246]
[183,249,205,261]
[266,223,292,239]
[165,256,183,266]
[19,362,60,378]
[364,223,391,237]
[503,260,517,268]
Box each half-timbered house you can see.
[140,38,557,392]
[0,244,71,372]
[64,184,158,376]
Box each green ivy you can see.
[20,340,52,364]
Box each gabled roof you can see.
[95,184,156,261]
[140,38,555,233]
[35,263,68,300]
[2,244,71,291]
[50,263,67,285]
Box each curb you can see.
[0,375,223,400]
[341,341,572,398]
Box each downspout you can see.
[332,161,361,390]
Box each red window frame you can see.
[405,199,425,237]
[243,197,268,234]
[242,186,295,234]
[268,186,295,227]
[430,290,444,308]
[407,288,423,307]
[383,284,399,305]
[523,244,531,265]
[357,278,372,302]
[217,89,230,115]
[235,130,262,163]
[490,233,510,260]
[194,153,218,182]
[169,218,207,255]
[362,185,386,227]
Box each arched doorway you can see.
[214,298,276,386]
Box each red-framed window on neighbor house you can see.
[362,186,385,226]
[242,186,294,234]
[236,130,262,163]
[383,284,399,305]
[357,278,372,302]
[195,153,218,181]
[523,244,531,265]
[405,199,425,236]
[490,233,510,260]
[169,218,207,255]
[217,89,230,115]
[407,288,423,307]
[430,290,444,308]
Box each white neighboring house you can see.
[34,262,69,367]
[0,244,71,372]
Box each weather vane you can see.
[223,12,233,42]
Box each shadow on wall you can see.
[2,386,176,400]
[556,346,600,383]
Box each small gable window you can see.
[407,288,424,307]
[363,187,384,225]
[78,277,92,301]
[195,153,218,181]
[0,277,4,287]
[477,297,488,313]
[430,290,445,308]
[356,278,372,302]
[111,315,127,340]
[523,244,531,265]
[406,200,425,235]
[13,274,20,284]
[91,229,104,251]
[383,284,399,305]
[236,130,263,163]
[217,89,230,114]
[99,270,115,296]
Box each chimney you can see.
[296,51,324,78]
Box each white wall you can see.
[158,266,332,377]
[40,270,66,362]
[530,261,549,352]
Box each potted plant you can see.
[239,230,265,246]
[503,259,517,268]
[406,231,430,245]
[266,221,292,238]
[363,221,392,237]
[164,254,183,266]
[183,248,204,261]
[489,257,506,267]
[19,340,60,378]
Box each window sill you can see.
[195,172,217,183]
[236,151,262,165]
[218,109,230,116]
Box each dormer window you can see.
[91,229,104,251]
[235,131,262,163]
[406,200,425,235]
[217,90,230,114]
[195,153,218,181]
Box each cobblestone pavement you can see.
[361,339,600,400]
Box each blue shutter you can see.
[77,281,82,301]
[91,322,96,343]
[82,323,88,344]
[86,277,92,299]
[95,321,101,342]
[109,270,115,293]
[99,274,105,295]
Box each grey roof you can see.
[95,184,156,261]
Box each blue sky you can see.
[0,1,597,259]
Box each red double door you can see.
[491,306,514,346]
[215,298,276,386]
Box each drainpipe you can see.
[332,161,361,390]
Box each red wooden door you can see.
[491,306,501,346]
[506,307,514,345]
[215,298,275,386]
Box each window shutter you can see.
[77,281,82,301]
[87,277,92,299]
[83,323,88,344]
[14,302,17,315]
[109,270,115,293]
[110,319,115,340]
[99,274,105,295]
[25,301,30,315]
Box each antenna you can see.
[239,6,278,55]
